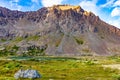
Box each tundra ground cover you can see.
[0,56,120,80]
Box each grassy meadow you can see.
[0,56,120,80]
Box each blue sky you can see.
[0,0,120,28]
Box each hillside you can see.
[0,5,120,56]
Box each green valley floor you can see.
[0,56,120,80]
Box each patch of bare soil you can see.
[103,64,120,70]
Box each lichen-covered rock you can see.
[14,69,41,79]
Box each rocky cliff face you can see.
[0,5,120,56]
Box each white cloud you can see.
[31,0,39,4]
[9,1,22,10]
[100,0,120,17]
[100,0,115,8]
[79,0,99,15]
[0,0,37,11]
[41,0,63,7]
[101,0,120,7]
[111,7,120,17]
[0,0,22,11]
[114,0,120,7]
[112,0,120,17]
[109,18,120,28]
[31,0,40,5]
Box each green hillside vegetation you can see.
[0,56,120,80]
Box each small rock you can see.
[14,69,41,79]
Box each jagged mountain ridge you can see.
[0,5,120,56]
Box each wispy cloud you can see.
[79,0,99,15]
[101,0,120,17]
[0,0,22,11]
[113,0,120,7]
[109,18,120,28]
[31,0,38,3]
[99,0,120,28]
[41,0,63,7]
[31,0,40,5]
[112,0,120,17]
[100,0,115,8]
[111,7,120,17]
[0,0,41,11]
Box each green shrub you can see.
[0,39,7,42]
[12,45,19,51]
[84,60,95,65]
[26,35,40,41]
[112,74,120,80]
[4,62,22,69]
[25,46,47,56]
[0,49,9,56]
[74,37,84,45]
[12,37,23,42]
[108,56,120,62]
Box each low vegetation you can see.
[112,74,120,80]
[74,37,84,45]
[0,56,120,80]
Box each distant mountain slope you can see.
[0,5,120,56]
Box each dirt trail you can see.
[103,64,120,70]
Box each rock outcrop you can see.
[14,69,41,79]
[0,5,120,56]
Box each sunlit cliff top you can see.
[56,5,80,10]
[49,5,91,16]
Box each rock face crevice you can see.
[0,5,120,56]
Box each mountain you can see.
[0,5,120,56]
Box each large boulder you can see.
[14,69,41,79]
